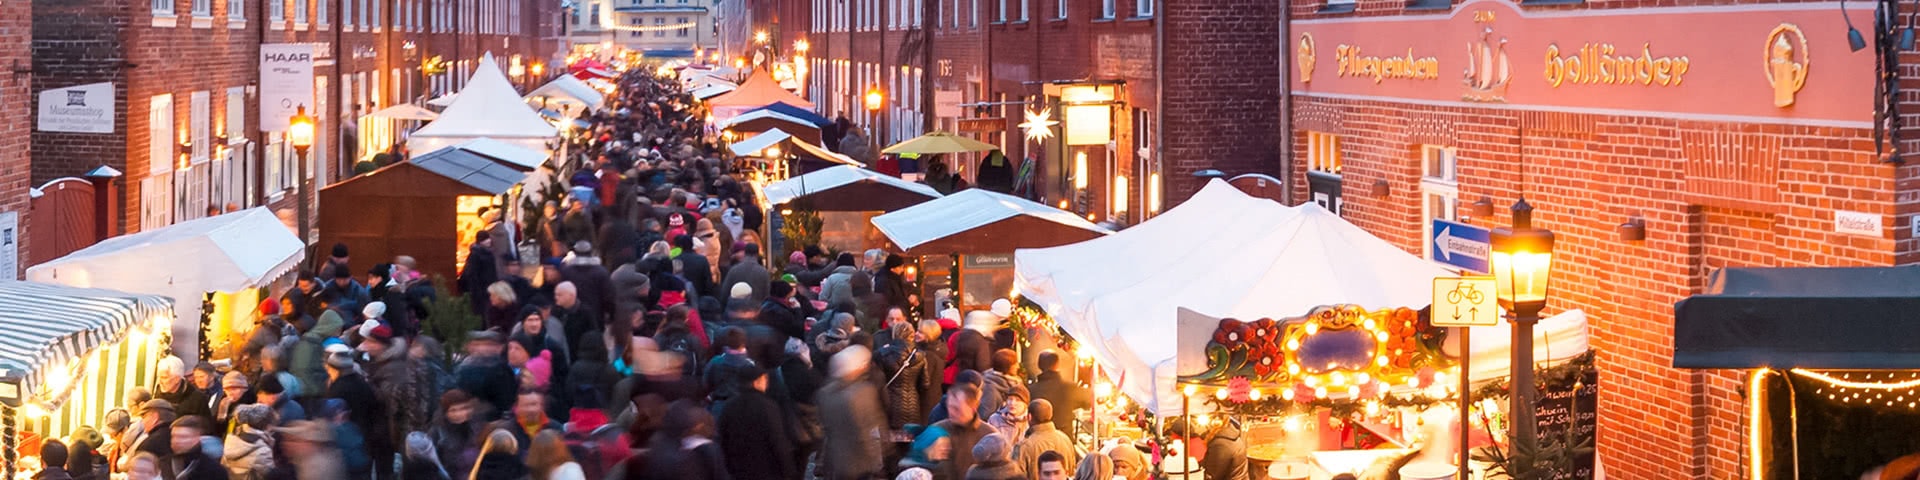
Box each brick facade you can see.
[1286,0,1917,477]
[29,0,560,247]
[0,0,30,278]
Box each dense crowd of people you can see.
[24,65,1247,480]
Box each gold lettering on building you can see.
[1336,45,1441,83]
[1543,43,1690,87]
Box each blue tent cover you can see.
[749,102,831,127]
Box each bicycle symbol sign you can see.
[1431,276,1498,327]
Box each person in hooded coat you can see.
[288,308,346,403]
[360,326,425,449]
[458,232,501,315]
[713,364,796,480]
[325,352,392,479]
[220,405,274,480]
[672,235,715,303]
[874,255,914,311]
[946,313,996,386]
[963,433,1023,480]
[816,253,862,310]
[1196,418,1249,480]
[561,242,615,333]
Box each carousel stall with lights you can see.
[1675,266,1920,480]
[0,282,176,479]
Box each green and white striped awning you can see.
[0,281,172,406]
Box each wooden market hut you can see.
[317,148,526,283]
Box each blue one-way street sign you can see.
[1431,219,1491,273]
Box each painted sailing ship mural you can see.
[1462,24,1512,102]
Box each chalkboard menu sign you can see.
[1532,363,1599,480]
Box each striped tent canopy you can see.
[0,281,172,404]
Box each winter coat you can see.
[547,462,587,480]
[930,418,994,480]
[30,467,72,480]
[715,389,797,480]
[816,266,861,310]
[986,409,1029,447]
[552,304,601,357]
[719,256,771,305]
[946,329,993,385]
[485,302,524,333]
[460,244,501,314]
[368,338,428,441]
[220,427,274,480]
[561,260,615,333]
[1013,422,1077,479]
[637,438,730,480]
[876,341,940,430]
[978,371,1020,422]
[291,446,346,480]
[1027,371,1091,435]
[327,371,392,462]
[288,309,345,400]
[758,299,805,342]
[1202,422,1250,480]
[874,269,913,311]
[455,354,521,415]
[816,379,888,480]
[610,263,654,342]
[430,420,483,476]
[239,314,293,374]
[675,252,715,302]
[155,381,211,419]
[170,449,231,480]
[558,212,596,258]
[963,460,1024,480]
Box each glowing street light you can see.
[864,86,884,112]
[794,39,810,53]
[755,30,770,44]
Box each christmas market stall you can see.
[316,145,528,286]
[761,165,943,255]
[25,208,302,364]
[409,54,560,156]
[1016,179,1596,479]
[0,282,175,478]
[873,188,1109,315]
[1675,266,1920,480]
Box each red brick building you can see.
[1285,0,1913,477]
[29,0,561,246]
[0,1,29,279]
[799,0,1277,224]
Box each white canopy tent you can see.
[25,208,305,362]
[426,93,458,107]
[692,85,736,100]
[409,53,560,155]
[1016,180,1456,415]
[524,75,605,114]
[762,165,940,209]
[728,128,792,157]
[366,103,439,121]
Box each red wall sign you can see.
[1291,0,1877,126]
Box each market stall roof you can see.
[881,131,999,155]
[1674,266,1920,370]
[692,84,736,100]
[729,128,792,157]
[719,109,819,131]
[789,138,863,167]
[410,54,560,155]
[873,189,1110,256]
[524,75,605,111]
[1017,179,1455,415]
[0,281,172,400]
[24,208,302,361]
[426,93,458,107]
[366,103,439,121]
[449,137,549,170]
[748,102,832,127]
[706,69,814,109]
[762,165,937,211]
[408,146,531,194]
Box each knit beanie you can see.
[972,433,1013,463]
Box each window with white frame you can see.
[654,17,666,36]
[1017,0,1026,20]
[970,0,977,26]
[590,4,600,27]
[630,17,642,37]
[1056,0,1065,19]
[294,0,307,23]
[342,0,352,27]
[192,0,211,16]
[151,94,176,177]
[1099,0,1112,18]
[190,91,211,165]
[271,0,285,21]
[1307,131,1341,174]
[371,0,380,29]
[996,0,1004,21]
[155,0,176,15]
[317,0,328,26]
[227,0,244,19]
[1419,145,1458,260]
[913,0,921,26]
[1134,0,1147,17]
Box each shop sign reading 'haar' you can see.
[1292,0,1875,125]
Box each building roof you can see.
[409,147,531,194]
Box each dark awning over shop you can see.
[1673,266,1920,370]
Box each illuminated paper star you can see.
[1020,107,1058,144]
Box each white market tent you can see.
[873,188,1111,256]
[762,165,940,211]
[409,53,560,155]
[729,128,792,157]
[692,85,736,100]
[524,75,605,114]
[26,208,304,362]
[1015,180,1455,415]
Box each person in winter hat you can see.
[221,404,275,480]
[964,433,1024,480]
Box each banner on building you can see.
[260,43,316,133]
[37,83,115,134]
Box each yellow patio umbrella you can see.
[881,131,999,155]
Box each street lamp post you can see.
[288,105,316,244]
[865,85,885,144]
[1489,197,1556,460]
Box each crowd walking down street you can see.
[37,67,1155,480]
